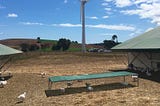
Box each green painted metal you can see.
[112,27,160,50]
[0,44,22,56]
[49,71,137,82]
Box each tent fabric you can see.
[0,44,22,56]
[112,27,160,51]
[49,71,137,82]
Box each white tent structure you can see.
[0,44,22,56]
[0,44,22,72]
[112,27,160,74]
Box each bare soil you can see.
[0,52,160,106]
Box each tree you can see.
[41,43,51,49]
[20,43,30,52]
[103,34,120,49]
[20,43,40,52]
[103,40,116,49]
[52,44,60,50]
[52,38,71,51]
[112,35,118,43]
[29,44,39,51]
[37,37,41,43]
[72,41,78,44]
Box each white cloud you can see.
[133,0,159,4]
[7,13,18,18]
[121,2,160,25]
[133,0,146,4]
[129,29,142,37]
[87,16,98,20]
[59,23,81,27]
[64,0,68,3]
[100,33,115,36]
[151,17,160,26]
[145,27,154,32]
[104,0,112,2]
[114,0,132,8]
[102,1,113,15]
[53,23,135,31]
[102,15,109,19]
[87,24,135,31]
[21,22,44,25]
[103,0,132,8]
[104,8,111,11]
[121,9,141,15]
[102,3,108,6]
[129,32,136,37]
[53,23,81,27]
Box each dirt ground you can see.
[0,52,160,106]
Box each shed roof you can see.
[0,44,22,56]
[112,27,160,51]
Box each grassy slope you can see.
[0,38,104,52]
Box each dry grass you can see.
[0,52,160,106]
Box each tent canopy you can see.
[112,27,160,52]
[0,44,22,56]
[49,71,137,82]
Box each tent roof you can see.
[112,27,160,51]
[0,44,22,56]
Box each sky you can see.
[0,0,160,43]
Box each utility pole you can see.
[80,0,89,53]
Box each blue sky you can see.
[0,0,160,43]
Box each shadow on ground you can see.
[110,69,160,83]
[45,82,136,97]
[0,75,13,80]
[131,70,160,82]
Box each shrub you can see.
[20,43,30,52]
[52,38,71,51]
[29,44,39,51]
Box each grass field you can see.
[0,52,160,106]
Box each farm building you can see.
[0,44,22,56]
[112,27,160,74]
[0,44,22,72]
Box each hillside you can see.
[0,39,37,47]
[0,39,104,51]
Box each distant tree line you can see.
[88,35,120,50]
[20,43,39,52]
[20,38,71,52]
[52,38,71,51]
[20,34,120,52]
[103,35,120,49]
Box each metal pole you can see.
[81,1,86,53]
